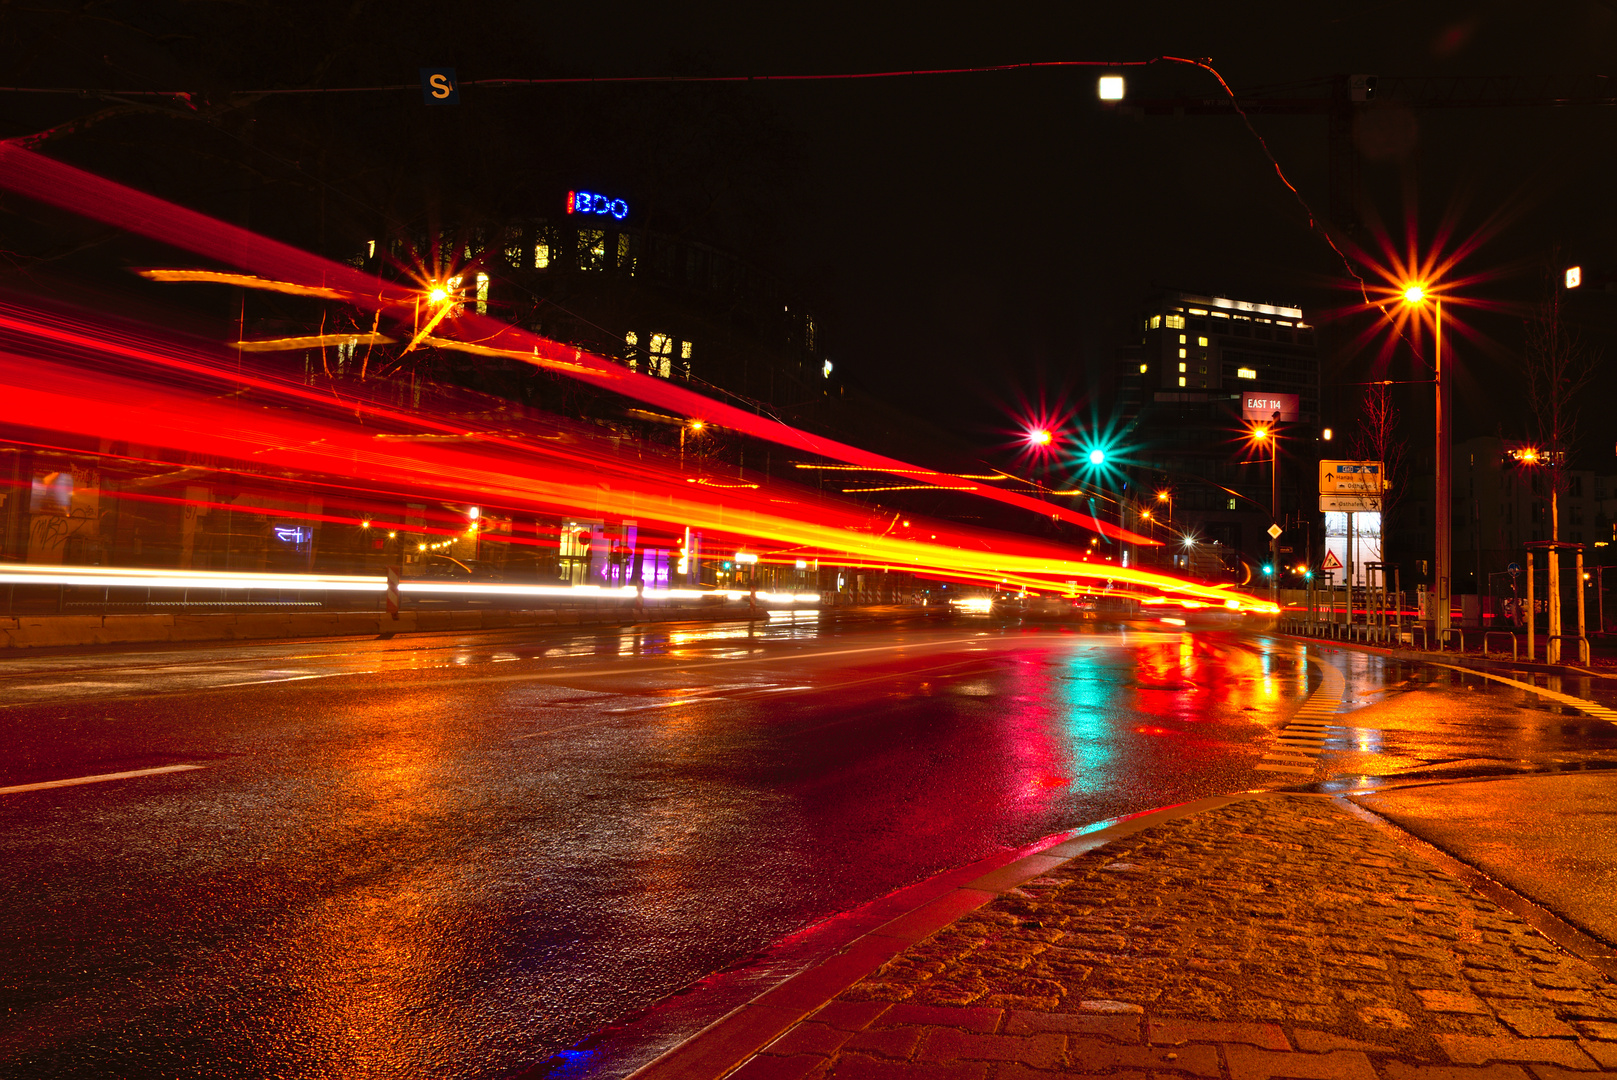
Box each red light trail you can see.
[0,143,1155,547]
[0,297,1267,610]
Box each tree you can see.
[1348,381,1407,577]
[1522,266,1597,658]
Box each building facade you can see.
[1115,289,1323,582]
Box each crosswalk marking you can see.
[1258,653,1349,776]
[1431,663,1617,724]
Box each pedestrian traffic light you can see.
[1262,563,1274,576]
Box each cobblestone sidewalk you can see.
[735,794,1617,1079]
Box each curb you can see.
[1274,629,1617,681]
[621,794,1246,1080]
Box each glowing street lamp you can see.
[1029,428,1053,447]
[1402,281,1450,637]
[1088,447,1106,466]
[1251,424,1280,608]
[1098,75,1125,101]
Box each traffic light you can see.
[1262,563,1274,577]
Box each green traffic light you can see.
[1262,564,1274,576]
[1088,448,1106,466]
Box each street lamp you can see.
[1252,424,1280,608]
[1401,282,1450,637]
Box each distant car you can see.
[418,556,505,582]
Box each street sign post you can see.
[1319,460,1385,495]
[1320,494,1381,512]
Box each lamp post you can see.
[1402,284,1450,638]
[1254,424,1280,608]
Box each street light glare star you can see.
[1031,429,1052,446]
[1402,284,1427,304]
[428,286,449,304]
[1088,449,1106,465]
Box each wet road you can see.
[3,613,1616,1079]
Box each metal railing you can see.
[1482,631,1518,661]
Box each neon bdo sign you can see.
[567,190,628,220]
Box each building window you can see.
[1179,334,1187,344]
[1178,376,1187,387]
[1237,367,1257,379]
[475,272,489,315]
[681,340,693,377]
[1228,498,1238,510]
[1139,363,1148,374]
[1179,362,1187,372]
[617,233,636,274]
[624,330,639,372]
[1197,336,1209,347]
[1165,314,1186,330]
[649,333,674,377]
[535,242,550,269]
[579,230,607,270]
[1149,315,1161,330]
[1179,348,1187,359]
[1199,365,1207,375]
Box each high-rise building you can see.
[1114,289,1323,581]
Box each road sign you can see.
[1242,393,1300,422]
[1321,550,1342,571]
[1320,494,1382,512]
[1320,460,1384,495]
[1267,523,1283,539]
[1508,562,1521,578]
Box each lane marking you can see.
[1256,763,1313,773]
[0,764,205,796]
[1431,663,1617,724]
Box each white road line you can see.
[0,764,205,796]
[1256,763,1314,773]
[1431,663,1617,724]
[1264,753,1318,762]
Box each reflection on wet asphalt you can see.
[2,619,1615,1079]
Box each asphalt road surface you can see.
[3,611,1616,1079]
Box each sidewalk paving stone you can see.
[720,794,1617,1080]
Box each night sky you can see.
[5,1,1616,464]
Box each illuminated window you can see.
[1179,362,1187,372]
[1179,349,1187,359]
[475,272,489,315]
[625,330,639,372]
[534,242,550,269]
[1139,363,1148,374]
[1187,307,1207,316]
[618,233,635,274]
[1165,314,1186,330]
[504,237,523,266]
[1238,367,1257,379]
[649,333,674,377]
[1149,315,1161,330]
[1178,376,1187,386]
[366,239,376,259]
[1179,334,1187,344]
[580,229,607,270]
[1228,498,1237,510]
[1197,336,1208,347]
[681,340,693,377]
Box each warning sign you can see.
[1320,550,1342,571]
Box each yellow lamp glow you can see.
[1402,284,1426,304]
